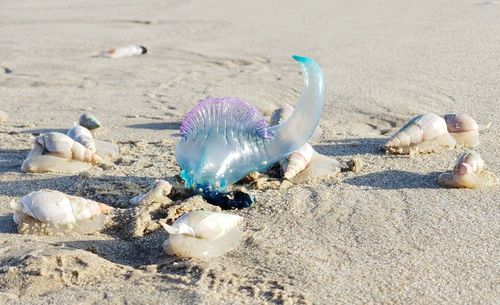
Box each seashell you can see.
[161,211,243,259]
[22,132,102,173]
[99,45,147,59]
[176,55,325,202]
[130,180,172,206]
[79,113,101,131]
[67,125,96,152]
[443,113,479,148]
[438,151,498,189]
[270,105,339,181]
[35,132,102,163]
[10,189,112,235]
[384,113,456,155]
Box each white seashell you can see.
[270,106,338,181]
[11,189,112,235]
[161,211,243,259]
[67,125,96,152]
[384,113,456,155]
[443,113,480,148]
[35,132,102,163]
[438,151,498,189]
[130,180,172,206]
[99,45,147,59]
[281,143,314,180]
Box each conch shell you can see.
[130,180,172,206]
[384,113,456,155]
[161,211,243,259]
[10,189,112,235]
[22,132,102,173]
[443,113,479,148]
[176,55,326,200]
[438,151,498,189]
[270,105,340,182]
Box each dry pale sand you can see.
[1,0,499,304]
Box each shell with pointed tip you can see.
[10,189,112,235]
[438,151,497,189]
[35,132,102,163]
[67,125,96,152]
[79,114,101,131]
[384,113,456,155]
[130,180,172,206]
[443,114,479,148]
[161,211,243,259]
[176,56,325,196]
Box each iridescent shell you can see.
[438,151,498,189]
[99,45,147,59]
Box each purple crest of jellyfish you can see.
[179,97,272,139]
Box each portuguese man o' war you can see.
[175,55,325,207]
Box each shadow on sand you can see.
[314,137,385,157]
[345,170,442,190]
[126,122,180,130]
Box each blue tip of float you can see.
[292,55,311,63]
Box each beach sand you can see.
[0,0,499,304]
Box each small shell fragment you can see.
[11,189,112,235]
[384,113,456,155]
[438,151,498,189]
[130,180,172,206]
[99,45,147,59]
[161,211,243,259]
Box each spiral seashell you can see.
[384,113,456,155]
[161,211,243,259]
[67,125,96,152]
[130,180,172,206]
[176,56,326,205]
[281,143,314,180]
[35,132,102,163]
[438,151,498,189]
[443,113,480,148]
[10,189,112,235]
[79,113,101,131]
[99,45,147,59]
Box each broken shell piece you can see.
[79,114,101,131]
[443,114,479,148]
[384,113,456,155]
[130,180,172,206]
[10,189,112,235]
[161,211,243,259]
[67,125,96,152]
[438,151,498,189]
[99,45,147,59]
